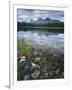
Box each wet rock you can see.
[39,75,44,79]
[32,63,40,68]
[55,68,60,75]
[44,73,48,78]
[33,51,38,56]
[41,57,47,64]
[34,57,41,63]
[24,74,30,80]
[25,65,29,70]
[49,71,54,76]
[41,67,47,73]
[31,70,40,79]
[19,56,26,63]
[35,57,41,61]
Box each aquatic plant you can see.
[17,37,34,61]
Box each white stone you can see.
[21,56,25,59]
[32,63,40,68]
[35,57,41,61]
[19,58,26,63]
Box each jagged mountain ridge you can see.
[28,17,61,24]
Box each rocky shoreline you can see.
[17,46,64,80]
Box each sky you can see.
[17,9,64,23]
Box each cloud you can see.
[17,9,64,22]
[18,15,28,19]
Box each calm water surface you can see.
[18,30,64,53]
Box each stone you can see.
[19,56,26,63]
[21,56,25,59]
[24,74,30,80]
[32,63,40,68]
[44,73,48,78]
[33,51,38,56]
[55,68,60,75]
[19,58,26,63]
[39,75,44,79]
[41,58,47,64]
[49,71,54,76]
[34,57,41,64]
[25,65,29,70]
[31,70,40,79]
[35,57,41,61]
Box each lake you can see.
[17,29,64,80]
[18,30,64,54]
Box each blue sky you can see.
[17,9,64,22]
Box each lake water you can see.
[18,30,64,53]
[17,30,64,80]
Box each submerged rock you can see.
[44,73,49,78]
[24,74,30,80]
[25,65,29,70]
[31,70,40,79]
[32,63,40,68]
[49,71,54,76]
[55,68,60,75]
[35,57,41,61]
[33,51,38,56]
[19,56,26,63]
[18,31,64,80]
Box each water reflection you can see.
[18,30,64,53]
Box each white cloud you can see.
[18,15,28,19]
[17,9,64,22]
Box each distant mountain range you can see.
[29,17,61,24]
[17,17,64,31]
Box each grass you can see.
[17,38,35,80]
[17,37,34,61]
